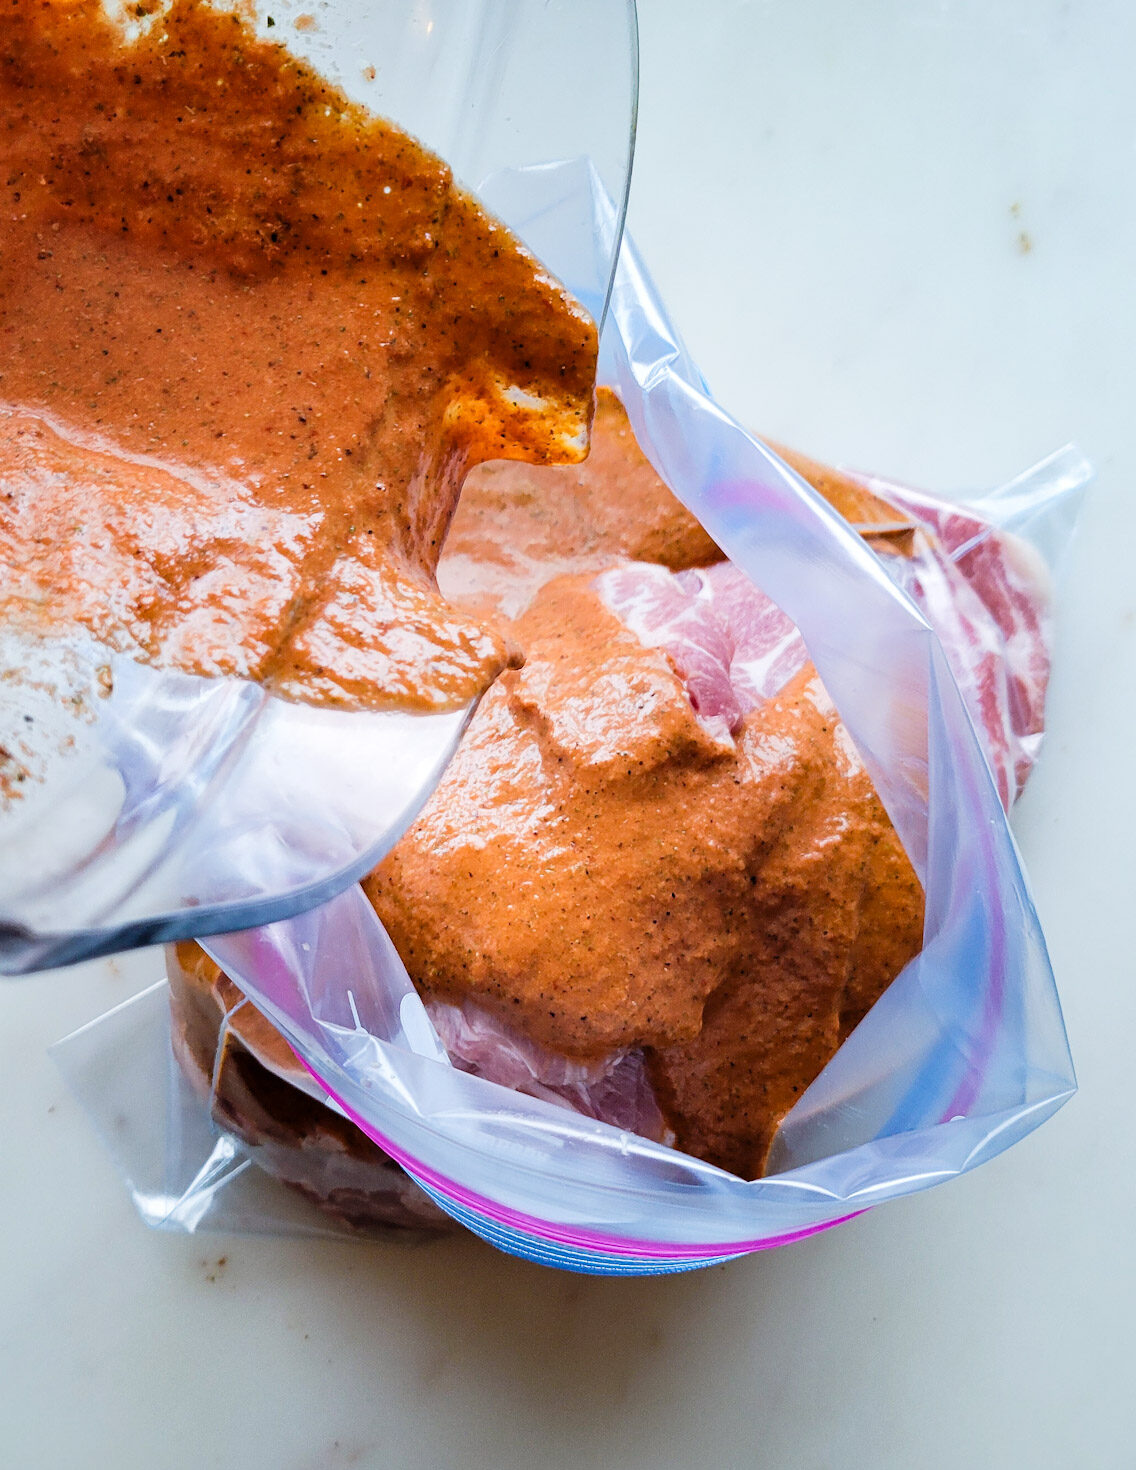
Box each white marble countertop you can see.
[2,2,1133,1465]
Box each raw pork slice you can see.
[604,488,1051,812]
[426,998,673,1144]
[862,479,1053,807]
[594,560,806,740]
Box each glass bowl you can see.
[0,0,639,973]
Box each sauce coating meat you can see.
[171,391,930,1183]
[367,574,923,1178]
[0,0,596,710]
[363,397,927,1177]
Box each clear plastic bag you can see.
[56,161,1089,1275]
[53,976,450,1239]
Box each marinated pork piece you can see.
[168,942,452,1232]
[170,394,1055,1199]
[367,572,924,1178]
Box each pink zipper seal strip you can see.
[302,1059,864,1261]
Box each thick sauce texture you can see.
[170,388,924,1182]
[0,0,596,709]
[367,577,923,1178]
[361,396,924,1178]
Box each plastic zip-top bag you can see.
[56,161,1088,1275]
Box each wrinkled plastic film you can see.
[211,170,1081,1249]
[51,979,451,1239]
[56,161,1086,1270]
